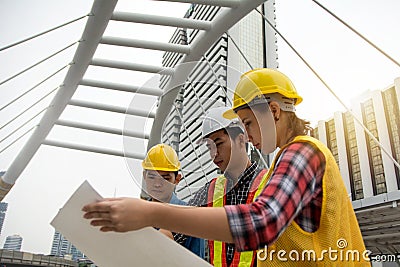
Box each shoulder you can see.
[187,179,216,206]
[169,193,187,206]
[283,137,325,159]
[279,139,326,172]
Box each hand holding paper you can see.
[82,197,153,232]
[52,180,211,267]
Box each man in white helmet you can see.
[174,106,267,267]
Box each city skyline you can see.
[312,77,400,255]
[3,234,23,251]
[51,230,84,260]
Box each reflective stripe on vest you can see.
[207,169,267,267]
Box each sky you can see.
[0,0,399,255]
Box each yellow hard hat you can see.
[142,144,181,172]
[224,68,303,119]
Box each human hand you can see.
[82,197,151,232]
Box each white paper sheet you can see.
[51,180,211,267]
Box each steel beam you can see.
[150,0,240,8]
[111,12,212,30]
[43,139,145,160]
[56,119,149,139]
[91,58,174,75]
[1,0,118,197]
[101,36,190,54]
[80,79,163,96]
[68,99,156,118]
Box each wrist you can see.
[145,200,165,228]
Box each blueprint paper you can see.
[51,180,211,267]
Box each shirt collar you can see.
[225,161,259,188]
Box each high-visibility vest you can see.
[207,169,267,267]
[255,136,368,266]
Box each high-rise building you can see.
[3,234,22,251]
[313,77,400,200]
[160,2,277,200]
[312,77,400,255]
[0,202,8,236]
[51,230,84,261]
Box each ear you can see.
[269,101,281,121]
[238,133,246,145]
[142,170,146,179]
[174,173,182,185]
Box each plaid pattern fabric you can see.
[225,141,324,252]
[174,162,262,265]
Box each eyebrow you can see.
[212,137,223,143]
[147,173,172,179]
[241,117,249,123]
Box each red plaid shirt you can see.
[225,141,325,252]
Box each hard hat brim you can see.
[142,163,180,172]
[222,108,238,120]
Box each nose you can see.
[248,134,254,145]
[214,148,221,160]
[208,145,218,158]
[153,178,163,188]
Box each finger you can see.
[90,219,113,227]
[82,201,111,212]
[84,211,110,219]
[100,226,115,232]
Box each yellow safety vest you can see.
[255,136,369,266]
[208,169,267,267]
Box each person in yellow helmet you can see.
[142,143,183,204]
[142,143,205,259]
[83,69,369,266]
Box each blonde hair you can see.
[285,111,312,136]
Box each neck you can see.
[225,158,252,184]
[151,193,173,203]
[276,122,294,147]
[276,115,296,147]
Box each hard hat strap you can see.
[236,93,296,113]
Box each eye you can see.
[162,175,172,181]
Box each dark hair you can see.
[205,127,244,141]
[224,127,244,140]
[144,170,179,178]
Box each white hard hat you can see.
[197,106,245,144]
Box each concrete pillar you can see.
[371,90,398,192]
[334,111,352,195]
[352,96,374,198]
[317,120,328,146]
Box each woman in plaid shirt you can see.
[83,68,368,266]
